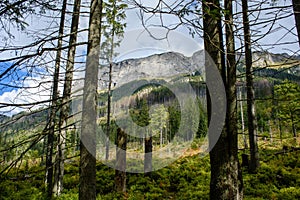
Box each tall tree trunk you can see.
[41,136,46,165]
[45,0,67,198]
[224,0,243,198]
[292,0,300,46]
[203,0,243,198]
[242,0,259,173]
[160,128,163,148]
[105,62,112,161]
[279,118,283,144]
[115,128,127,192]
[239,86,248,149]
[3,132,7,163]
[53,0,81,196]
[105,0,117,161]
[291,112,297,139]
[79,0,102,199]
[144,130,152,174]
[268,120,273,143]
[202,0,227,199]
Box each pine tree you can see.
[100,0,127,161]
[274,81,300,141]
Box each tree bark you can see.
[79,0,102,199]
[105,62,112,161]
[292,0,300,46]
[203,0,243,199]
[45,0,67,198]
[239,86,248,149]
[291,112,297,139]
[144,130,152,174]
[224,0,243,198]
[242,0,259,173]
[160,128,163,148]
[53,0,81,196]
[202,0,227,199]
[115,128,127,192]
[268,120,273,143]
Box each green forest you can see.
[0,0,300,200]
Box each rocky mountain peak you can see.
[98,51,205,89]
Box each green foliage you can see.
[196,100,208,138]
[244,150,300,200]
[127,89,207,146]
[274,80,300,136]
[168,102,181,141]
[276,187,300,200]
[96,164,115,194]
[130,97,150,128]
[100,0,127,64]
[256,98,273,133]
[0,176,45,200]
[56,191,78,200]
[180,98,199,141]
[191,138,205,150]
[1,71,298,200]
[1,149,300,200]
[149,104,168,145]
[63,170,79,190]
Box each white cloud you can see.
[0,76,57,116]
[115,27,202,61]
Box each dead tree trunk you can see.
[45,0,67,198]
[115,128,127,192]
[53,0,81,196]
[144,130,152,174]
[242,0,259,173]
[239,86,248,149]
[105,62,112,161]
[79,0,102,199]
[291,112,297,139]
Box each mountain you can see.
[97,50,300,91]
[235,51,300,81]
[237,51,300,70]
[49,50,295,98]
[2,50,298,122]
[98,51,205,89]
[0,114,9,123]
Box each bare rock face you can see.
[238,51,300,67]
[98,51,205,89]
[97,50,299,90]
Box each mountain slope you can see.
[98,51,205,89]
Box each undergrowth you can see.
[0,149,299,200]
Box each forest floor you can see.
[0,139,300,200]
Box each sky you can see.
[0,0,299,116]
[114,27,202,62]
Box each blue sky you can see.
[0,62,23,95]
